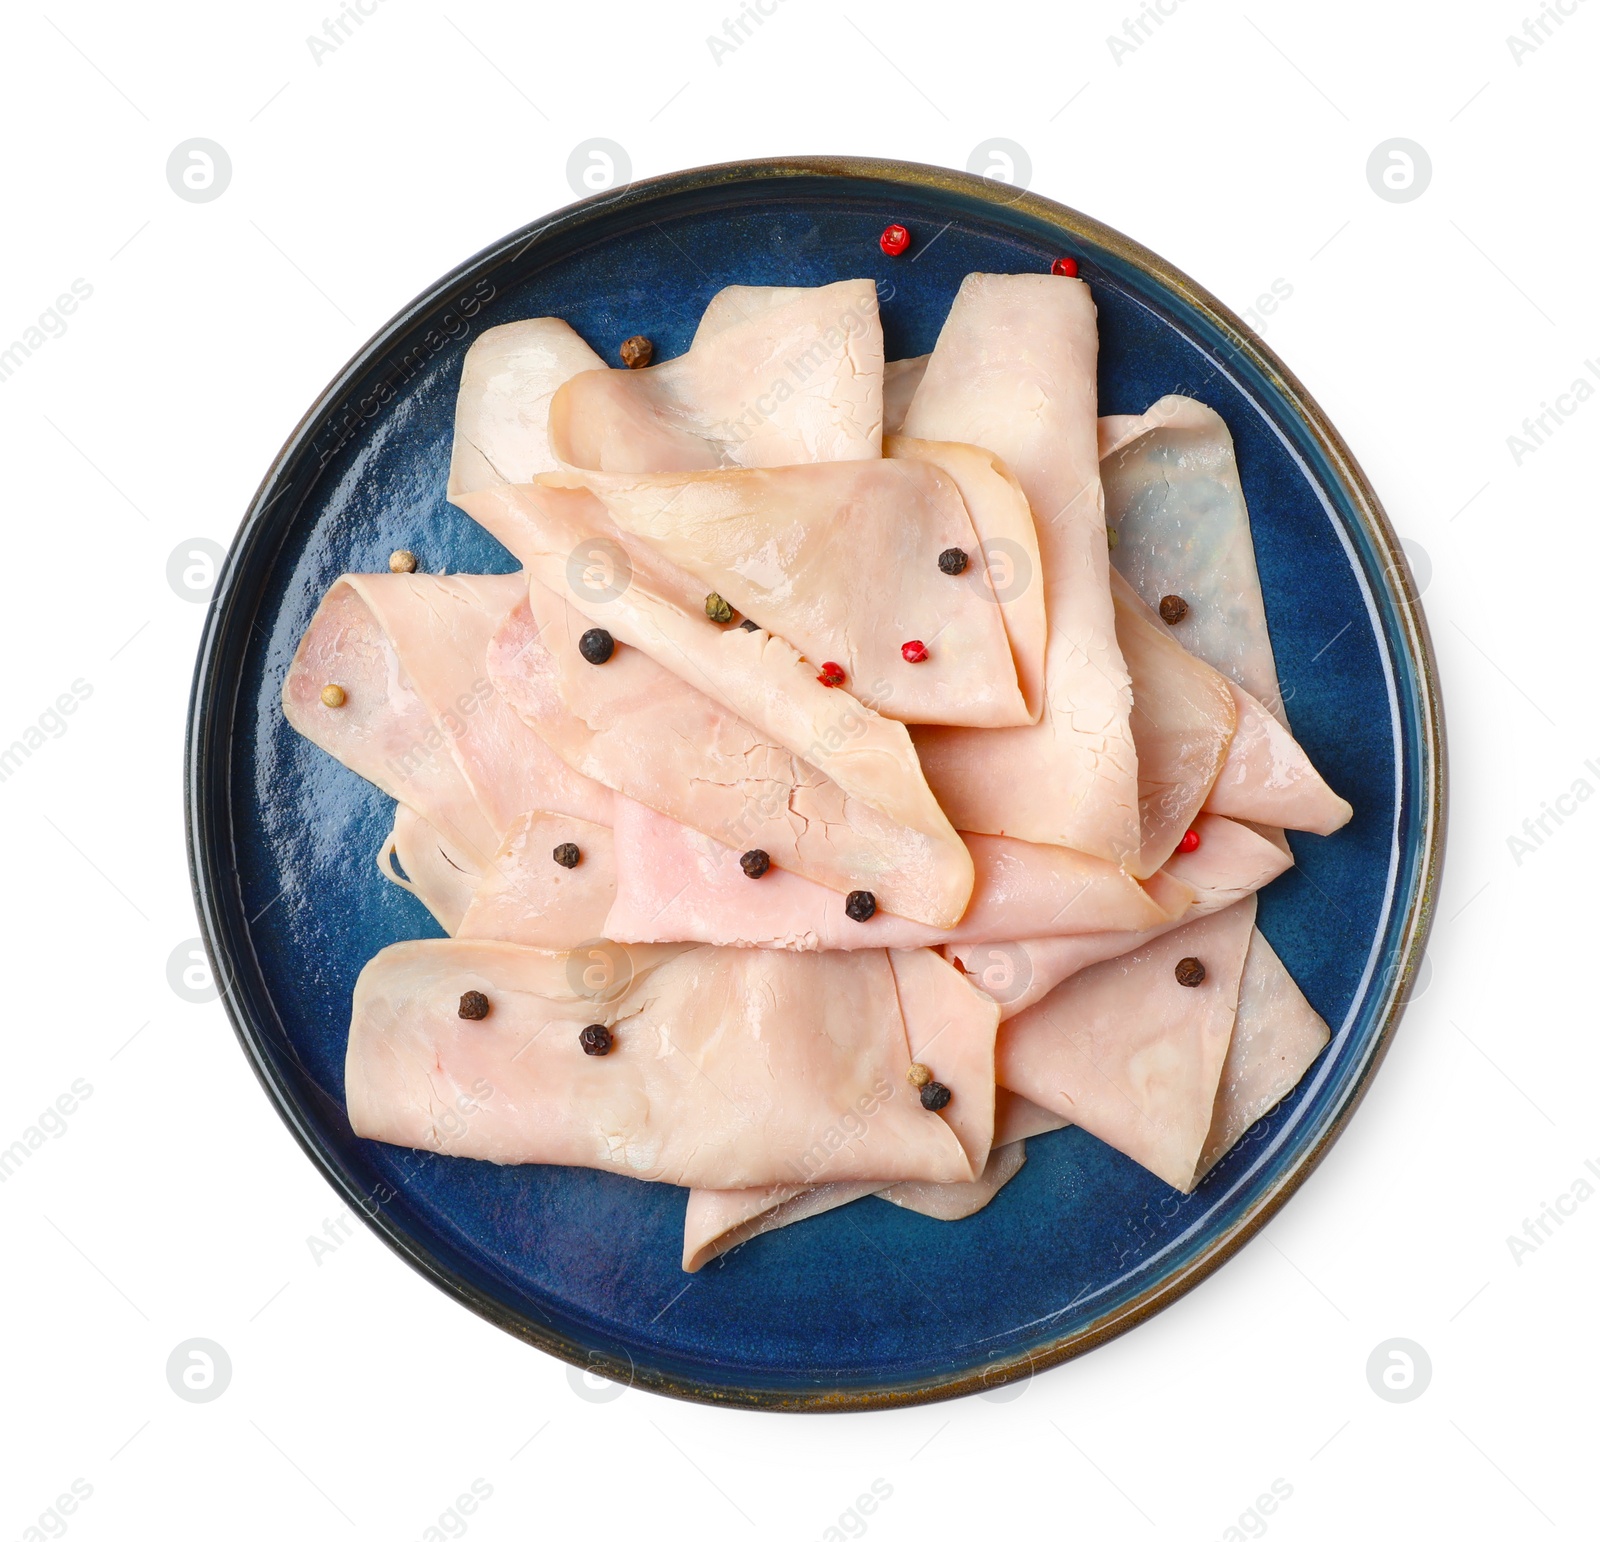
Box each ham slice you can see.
[882,355,929,434]
[282,573,615,873]
[448,318,607,500]
[456,812,615,949]
[538,452,1031,727]
[347,939,993,1189]
[603,798,1187,950]
[486,584,972,927]
[1099,396,1350,836]
[902,273,1140,864]
[997,898,1258,1191]
[378,806,479,933]
[548,279,883,471]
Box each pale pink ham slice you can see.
[348,940,990,1189]
[447,318,607,501]
[902,273,1139,864]
[1197,928,1330,1177]
[538,454,1030,727]
[997,898,1258,1191]
[1205,683,1353,835]
[378,806,480,933]
[282,573,615,873]
[882,355,929,434]
[1114,572,1238,877]
[456,812,615,949]
[486,584,971,927]
[548,279,883,471]
[461,483,971,922]
[603,798,1186,951]
[953,813,1292,1020]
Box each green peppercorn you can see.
[705,593,733,624]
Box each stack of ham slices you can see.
[283,272,1352,1272]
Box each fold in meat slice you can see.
[378,806,480,933]
[902,273,1139,864]
[882,355,929,434]
[464,486,972,926]
[997,898,1258,1191]
[283,573,615,872]
[348,939,987,1190]
[1197,928,1330,1178]
[447,318,607,501]
[539,454,1030,727]
[487,585,971,928]
[953,814,1292,1020]
[548,279,883,472]
[679,947,1000,1270]
[1098,396,1351,836]
[456,812,615,950]
[887,436,1047,723]
[604,798,1186,951]
[1114,572,1238,877]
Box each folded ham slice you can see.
[347,940,993,1189]
[997,897,1258,1191]
[486,583,972,928]
[282,573,615,873]
[448,318,607,500]
[548,279,883,471]
[538,452,1032,727]
[1205,684,1353,835]
[882,355,929,435]
[603,798,1187,951]
[902,273,1140,865]
[456,812,615,949]
[378,806,480,933]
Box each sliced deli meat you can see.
[486,583,973,927]
[548,279,884,471]
[456,812,616,950]
[902,273,1140,865]
[347,939,992,1190]
[378,806,481,934]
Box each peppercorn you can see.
[1175,956,1206,988]
[1159,595,1189,625]
[1177,828,1201,855]
[880,223,911,257]
[740,849,771,879]
[1051,256,1079,278]
[458,990,490,1020]
[739,619,759,632]
[619,335,654,369]
[901,640,928,664]
[920,1081,952,1111]
[817,661,846,688]
[579,628,615,664]
[579,1022,613,1056]
[552,842,581,869]
[320,683,347,708]
[938,547,969,576]
[845,890,876,922]
[705,592,733,624]
[906,1062,933,1088]
[389,549,418,574]
[1107,526,1119,550]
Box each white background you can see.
[1,0,1594,1536]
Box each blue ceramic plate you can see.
[186,157,1444,1410]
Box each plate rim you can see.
[185,153,1447,1412]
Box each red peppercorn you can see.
[1051,256,1079,277]
[1178,828,1201,855]
[880,224,911,257]
[817,661,846,688]
[901,640,929,663]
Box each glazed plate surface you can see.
[186,157,1443,1410]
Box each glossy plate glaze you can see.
[186,157,1444,1411]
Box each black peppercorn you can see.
[579,1023,613,1056]
[739,619,760,632]
[552,842,581,869]
[458,990,490,1020]
[579,628,615,664]
[937,547,969,576]
[920,1080,952,1111]
[845,890,877,922]
[1175,956,1206,987]
[740,849,771,879]
[1159,595,1189,625]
